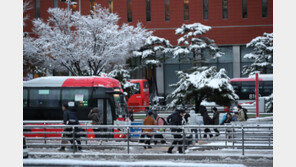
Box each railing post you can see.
[127,126,130,154]
[182,126,185,154]
[241,125,245,156]
[86,125,88,145]
[268,127,271,147]
[72,126,76,153]
[44,122,46,144]
[225,126,228,147]
[232,125,235,149]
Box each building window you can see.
[184,0,189,20]
[262,0,268,17]
[90,0,95,12]
[164,0,170,21]
[222,0,228,19]
[203,0,208,20]
[146,0,151,21]
[71,0,78,12]
[53,0,58,8]
[35,0,40,18]
[127,0,132,22]
[108,0,114,13]
[242,0,248,18]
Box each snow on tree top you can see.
[175,23,211,35]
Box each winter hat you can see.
[176,109,185,114]
[148,111,153,116]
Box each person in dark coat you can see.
[166,109,185,154]
[88,107,102,139]
[59,102,82,151]
[200,106,213,138]
[212,107,220,136]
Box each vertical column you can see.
[232,45,240,78]
[156,64,164,95]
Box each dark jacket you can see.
[212,111,220,125]
[201,111,213,125]
[63,109,71,125]
[167,112,183,132]
[88,112,102,125]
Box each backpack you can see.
[158,117,168,125]
[243,108,248,120]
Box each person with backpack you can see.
[237,105,247,121]
[166,109,185,154]
[88,107,102,139]
[59,102,82,151]
[153,112,167,145]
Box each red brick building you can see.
[23,0,273,96]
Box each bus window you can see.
[114,94,128,116]
[29,89,60,107]
[263,81,273,96]
[23,89,28,107]
[230,82,240,94]
[62,89,89,107]
[133,83,141,94]
[241,81,255,100]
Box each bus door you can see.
[96,99,113,138]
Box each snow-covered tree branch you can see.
[243,32,273,76]
[174,23,223,67]
[167,66,238,112]
[23,0,32,26]
[23,5,152,76]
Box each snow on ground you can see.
[23,159,246,167]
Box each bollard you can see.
[241,125,245,156]
[127,127,130,154]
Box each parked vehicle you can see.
[127,79,150,112]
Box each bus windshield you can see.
[113,94,128,116]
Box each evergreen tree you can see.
[167,66,238,112]
[243,32,273,76]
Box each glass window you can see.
[164,64,179,94]
[53,0,58,8]
[107,100,113,124]
[97,99,104,123]
[179,52,193,63]
[184,0,189,20]
[29,89,60,107]
[114,94,128,116]
[263,81,273,96]
[222,0,228,19]
[242,0,248,18]
[240,46,253,63]
[62,89,89,107]
[262,0,268,17]
[35,0,40,18]
[23,89,28,107]
[203,49,218,63]
[241,81,255,100]
[164,0,170,21]
[203,0,209,20]
[219,47,233,63]
[127,0,132,22]
[108,0,114,13]
[143,81,149,89]
[146,0,151,21]
[132,83,141,94]
[165,52,179,63]
[218,63,233,78]
[90,0,95,12]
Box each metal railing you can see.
[23,122,272,155]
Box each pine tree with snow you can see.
[174,23,223,67]
[23,5,151,76]
[133,36,172,96]
[265,93,273,113]
[243,32,273,76]
[167,66,238,112]
[107,65,136,97]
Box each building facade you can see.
[23,0,273,96]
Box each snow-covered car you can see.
[23,136,28,158]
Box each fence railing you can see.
[23,122,272,156]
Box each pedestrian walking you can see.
[88,107,102,140]
[212,107,220,136]
[199,106,213,138]
[153,112,167,145]
[188,110,199,143]
[166,109,185,154]
[142,111,156,149]
[59,102,82,151]
[237,105,246,122]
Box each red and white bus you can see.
[23,76,129,138]
[229,74,273,104]
[127,79,150,112]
